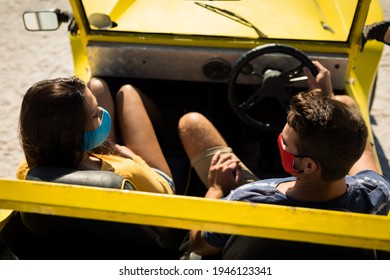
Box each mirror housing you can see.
[23,9,70,31]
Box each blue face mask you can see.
[83,107,111,151]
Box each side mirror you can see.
[23,9,70,31]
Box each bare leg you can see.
[115,85,172,178]
[178,112,228,159]
[178,112,257,187]
[87,78,117,142]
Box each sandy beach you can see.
[1,0,390,179]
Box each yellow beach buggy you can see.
[0,0,389,259]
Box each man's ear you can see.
[303,158,317,174]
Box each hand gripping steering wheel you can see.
[228,44,318,131]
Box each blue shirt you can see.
[204,170,390,247]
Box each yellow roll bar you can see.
[0,178,389,251]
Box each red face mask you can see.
[277,133,305,174]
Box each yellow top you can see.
[16,154,173,194]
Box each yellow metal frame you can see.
[0,178,389,251]
[68,0,383,83]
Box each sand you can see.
[1,0,389,179]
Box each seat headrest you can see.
[26,166,135,190]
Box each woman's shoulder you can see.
[16,159,29,179]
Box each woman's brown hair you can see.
[19,77,89,168]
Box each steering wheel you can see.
[228,44,318,131]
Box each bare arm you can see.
[189,228,222,256]
[332,95,379,174]
[349,141,379,175]
[190,152,242,256]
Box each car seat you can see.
[6,166,182,259]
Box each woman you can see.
[17,76,174,194]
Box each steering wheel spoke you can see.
[276,93,292,112]
[239,86,269,111]
[280,63,307,84]
[228,44,318,131]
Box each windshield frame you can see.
[72,0,369,46]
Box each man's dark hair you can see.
[287,90,368,181]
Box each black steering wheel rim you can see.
[228,43,318,131]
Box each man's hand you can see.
[206,152,242,199]
[188,152,242,257]
[303,61,334,97]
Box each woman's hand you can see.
[108,141,137,159]
[206,152,242,199]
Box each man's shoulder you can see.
[226,177,294,203]
[242,177,295,188]
[348,170,390,189]
[347,170,390,215]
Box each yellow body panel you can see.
[69,0,383,90]
[0,178,389,250]
[0,209,13,231]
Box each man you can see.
[178,61,390,256]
